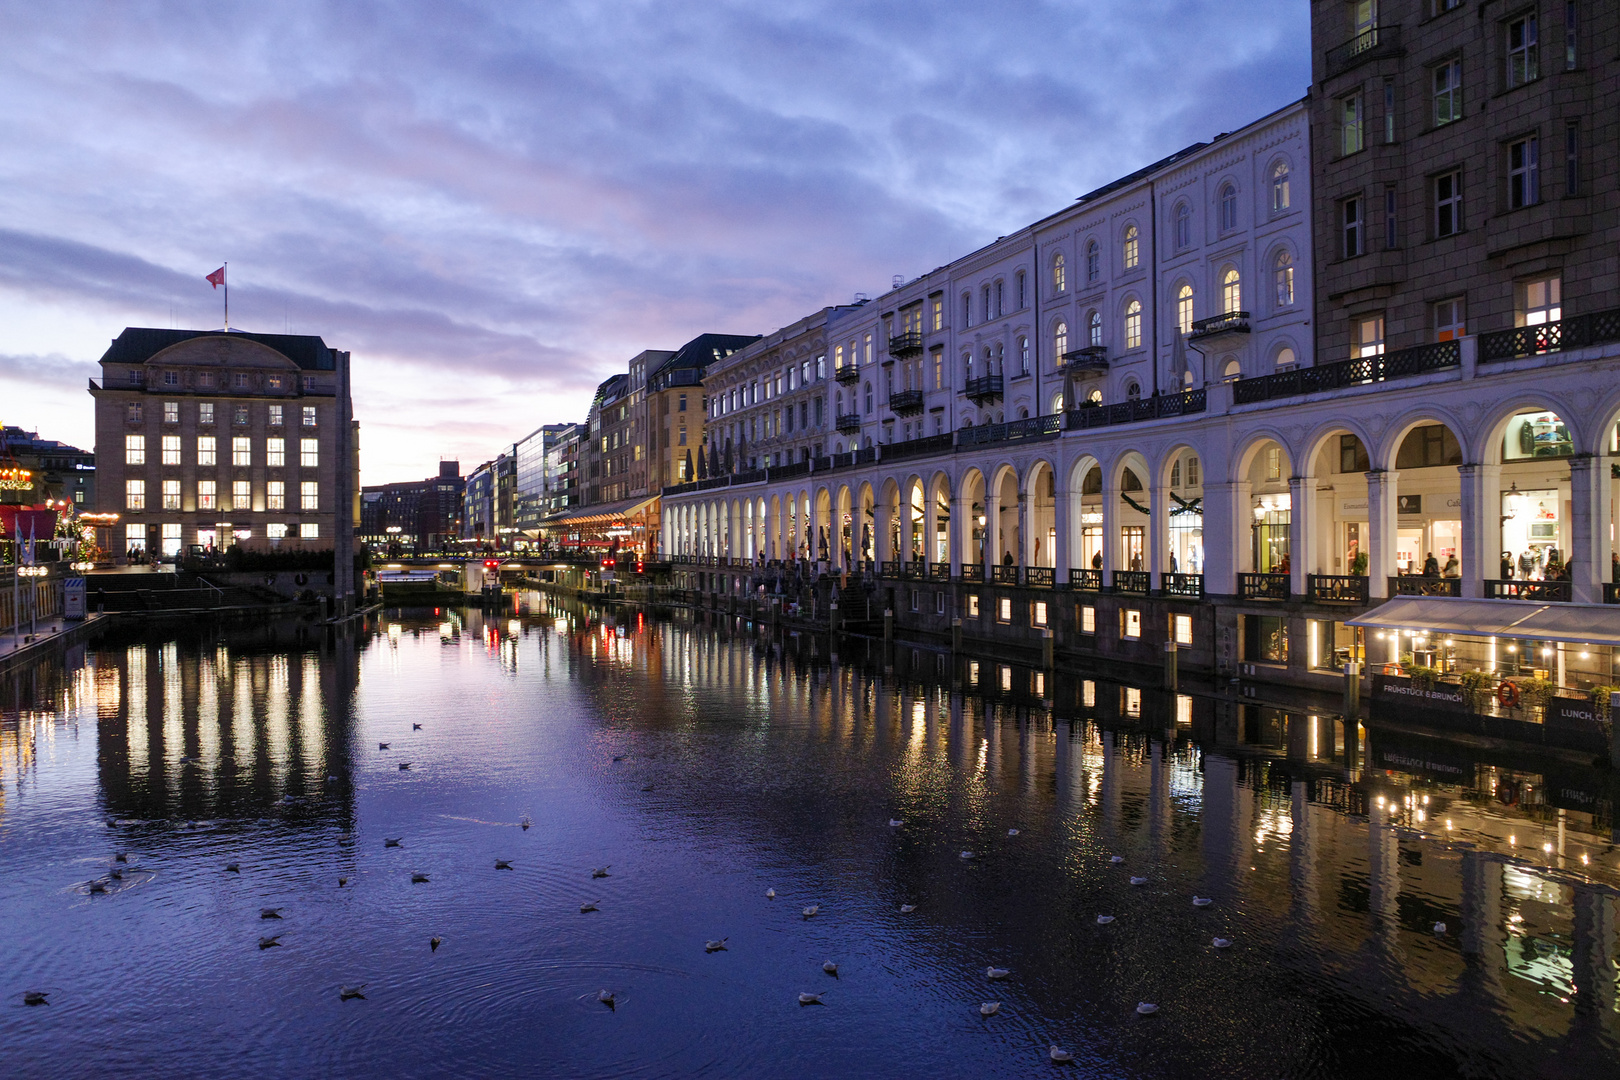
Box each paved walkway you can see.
[0,614,105,669]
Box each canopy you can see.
[539,496,656,528]
[1347,596,1620,648]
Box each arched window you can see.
[1275,346,1297,370]
[1222,358,1242,381]
[1019,407,1029,419]
[1125,380,1141,400]
[1271,160,1291,212]
[863,382,873,414]
[1176,284,1193,334]
[1219,183,1237,231]
[1015,271,1026,308]
[993,342,1003,374]
[963,352,974,380]
[1124,298,1143,349]
[1054,321,1068,360]
[1052,252,1067,292]
[1273,249,1294,308]
[982,284,992,321]
[962,293,971,327]
[1174,202,1191,250]
[1122,225,1139,270]
[1087,387,1102,404]
[1221,267,1241,314]
[1085,240,1100,282]
[1051,392,1065,414]
[1088,309,1103,348]
[1018,336,1030,373]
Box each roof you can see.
[651,332,762,378]
[1347,596,1620,649]
[97,327,339,371]
[540,495,657,526]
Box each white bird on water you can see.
[1096,915,1115,925]
[705,938,728,953]
[1213,937,1232,949]
[1110,855,1125,864]
[339,984,367,1001]
[1130,876,1148,886]
[986,967,1009,980]
[592,866,611,879]
[959,851,975,861]
[798,993,824,1006]
[1050,1045,1075,1064]
[899,904,917,914]
[979,1002,1000,1017]
[888,819,903,827]
[1192,896,1213,907]
[766,888,776,900]
[1007,828,1020,837]
[1433,921,1447,934]
[580,902,600,913]
[1136,1002,1159,1015]
[598,990,616,1009]
[823,961,838,977]
[802,905,819,919]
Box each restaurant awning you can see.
[539,496,657,529]
[1347,596,1620,648]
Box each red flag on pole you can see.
[206,266,225,288]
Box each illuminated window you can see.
[198,480,216,510]
[267,480,285,510]
[125,479,144,510]
[199,402,214,425]
[125,434,145,465]
[1517,276,1561,326]
[1274,252,1294,307]
[302,406,317,427]
[997,597,1012,623]
[966,594,980,618]
[1119,608,1142,639]
[267,523,288,539]
[1032,601,1048,627]
[269,404,283,427]
[1054,321,1068,360]
[1176,284,1193,333]
[267,438,284,467]
[1079,605,1096,634]
[300,523,319,538]
[1171,613,1193,645]
[1221,267,1241,314]
[162,479,180,510]
[300,438,318,467]
[1124,300,1142,349]
[231,479,251,510]
[1052,252,1066,293]
[163,401,179,424]
[1271,161,1291,212]
[301,481,319,510]
[159,435,180,465]
[1122,225,1139,269]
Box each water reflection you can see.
[0,597,1615,1078]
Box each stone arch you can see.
[1156,441,1207,576]
[1023,458,1058,568]
[958,467,987,570]
[927,470,953,566]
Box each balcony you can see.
[1068,567,1102,592]
[1486,578,1572,602]
[1061,346,1109,371]
[1025,566,1055,588]
[929,562,951,581]
[1389,575,1459,598]
[1067,388,1206,430]
[1231,340,1459,405]
[1324,23,1403,79]
[888,332,924,358]
[1113,570,1150,595]
[889,389,925,415]
[1308,574,1370,604]
[881,432,953,462]
[964,374,1003,404]
[1188,311,1250,345]
[835,413,862,433]
[1479,307,1620,363]
[1237,573,1289,601]
[957,414,1061,446]
[1605,584,1619,604]
[1162,572,1204,599]
[834,364,861,385]
[960,562,984,583]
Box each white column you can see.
[1288,474,1315,596]
[1149,477,1170,585]
[1365,470,1399,599]
[1569,454,1608,604]
[1099,474,1116,582]
[984,486,1002,568]
[952,493,970,576]
[1201,480,1246,595]
[1054,486,1072,578]
[1457,463,1498,598]
[924,488,939,571]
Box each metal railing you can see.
[1325,23,1402,78]
[882,432,954,462]
[880,560,901,577]
[1189,311,1251,340]
[1238,573,1289,600]
[835,413,861,433]
[1478,307,1620,362]
[929,563,952,581]
[1232,339,1459,405]
[888,332,924,357]
[1069,567,1102,591]
[960,562,984,582]
[901,560,926,580]
[1307,574,1369,603]
[990,564,1019,585]
[1390,575,1460,597]
[1606,583,1619,604]
[1486,578,1572,602]
[1068,389,1206,431]
[889,389,925,414]
[1025,566,1055,588]
[958,414,1062,446]
[1113,570,1150,595]
[769,460,810,480]
[834,365,860,384]
[1060,346,1109,371]
[1162,572,1204,598]
[964,374,1004,402]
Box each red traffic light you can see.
[484,559,499,570]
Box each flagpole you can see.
[224,261,229,330]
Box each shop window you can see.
[1501,411,1572,460]
[1242,615,1289,664]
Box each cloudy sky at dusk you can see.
[1,1,1309,484]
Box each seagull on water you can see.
[338,877,349,887]
[798,993,824,1006]
[339,984,367,1001]
[378,743,389,750]
[226,862,240,873]
[1192,896,1212,907]
[398,762,412,771]
[260,908,283,919]
[823,961,838,977]
[766,888,776,900]
[979,1002,1000,1017]
[889,819,903,827]
[1213,937,1232,949]
[1097,915,1115,925]
[87,879,108,894]
[598,990,616,1009]
[899,904,917,913]
[986,967,1010,980]
[591,866,611,878]
[1050,1046,1075,1064]
[520,816,532,831]
[384,838,402,848]
[1007,829,1020,837]
[1433,921,1447,934]
[1130,876,1148,886]
[705,938,728,953]
[430,937,442,952]
[959,851,975,861]
[1110,855,1124,864]
[580,901,599,913]
[1136,1002,1159,1015]
[412,723,422,730]
[258,935,282,949]
[495,859,512,870]
[109,868,124,881]
[24,991,48,1006]
[802,905,819,919]
[411,873,430,884]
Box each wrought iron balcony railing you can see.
[888,332,924,358]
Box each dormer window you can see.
[162,370,179,386]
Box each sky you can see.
[0,1,1310,485]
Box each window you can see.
[1383,78,1395,143]
[1271,161,1291,212]
[1434,298,1466,342]
[1122,225,1139,270]
[302,406,317,427]
[301,481,319,510]
[1275,346,1297,370]
[198,479,216,510]
[162,370,178,387]
[230,479,250,512]
[1342,197,1363,257]
[1508,136,1540,208]
[1123,300,1142,349]
[1385,186,1398,249]
[1507,15,1538,87]
[163,401,178,424]
[125,479,145,511]
[300,438,318,467]
[1176,284,1193,334]
[196,436,216,466]
[1518,276,1561,326]
[233,405,248,426]
[1015,272,1026,309]
[1053,322,1068,360]
[127,370,144,386]
[1430,170,1464,238]
[1052,253,1066,293]
[1171,614,1193,646]
[961,293,972,326]
[981,284,992,322]
[1126,381,1141,400]
[300,524,319,539]
[1341,93,1364,155]
[930,296,943,331]
[161,435,181,465]
[1219,184,1237,232]
[199,402,214,425]
[126,402,142,423]
[1119,608,1142,639]
[233,372,248,390]
[1085,240,1100,282]
[233,436,252,466]
[1187,456,1200,486]
[125,434,145,465]
[994,280,1004,317]
[197,371,213,388]
[1355,315,1386,358]
[1019,337,1030,374]
[1174,202,1191,249]
[268,404,283,427]
[1079,605,1096,635]
[268,375,284,391]
[126,523,145,551]
[997,597,1012,623]
[267,480,285,510]
[1339,433,1370,473]
[1565,121,1579,196]
[267,523,288,540]
[966,594,979,618]
[1221,268,1241,314]
[1032,601,1048,628]
[161,479,180,510]
[1223,359,1242,381]
[1088,310,1103,348]
[1433,60,1462,125]
[1273,251,1294,308]
[864,383,873,414]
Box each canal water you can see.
[1,600,1617,1078]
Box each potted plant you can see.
[1400,662,1440,692]
[1457,670,1495,713]
[1350,550,1369,577]
[1517,675,1557,718]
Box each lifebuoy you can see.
[1497,680,1520,708]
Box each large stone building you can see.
[359,460,462,553]
[1309,0,1617,361]
[89,328,356,564]
[1,425,95,510]
[648,333,756,486]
